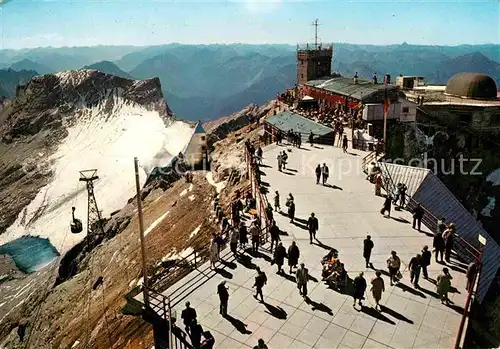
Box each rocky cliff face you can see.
[0,70,172,236]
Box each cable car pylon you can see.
[79,169,105,243]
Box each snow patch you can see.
[180,189,188,197]
[1,99,194,253]
[144,211,170,237]
[188,184,194,192]
[188,195,196,201]
[136,277,144,287]
[161,247,195,262]
[129,279,136,288]
[0,302,5,308]
[206,172,227,194]
[189,225,202,239]
[71,340,80,348]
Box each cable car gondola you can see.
[70,206,83,234]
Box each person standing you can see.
[239,221,248,250]
[309,131,314,147]
[209,234,219,269]
[370,271,385,311]
[288,241,300,274]
[296,263,309,299]
[363,235,374,268]
[217,281,229,316]
[287,195,295,223]
[374,173,383,196]
[412,203,424,232]
[421,246,431,279]
[408,254,422,287]
[253,339,269,349]
[277,153,282,171]
[433,231,445,263]
[342,135,348,153]
[250,221,260,253]
[281,151,288,170]
[269,220,280,253]
[274,191,280,212]
[274,242,287,274]
[190,319,204,349]
[436,268,453,305]
[322,163,329,185]
[443,223,455,263]
[181,301,197,334]
[386,251,401,286]
[253,267,267,302]
[466,261,479,291]
[230,227,239,256]
[315,164,322,185]
[307,212,319,244]
[353,272,367,306]
[437,217,447,235]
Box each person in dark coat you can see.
[190,319,204,349]
[200,331,215,349]
[444,225,455,263]
[408,254,422,287]
[253,267,267,302]
[217,281,229,316]
[353,272,367,306]
[287,241,300,273]
[412,203,424,231]
[315,164,322,185]
[307,212,319,244]
[273,242,287,273]
[380,195,392,217]
[433,232,445,263]
[265,203,273,223]
[363,235,374,268]
[239,222,248,249]
[466,261,479,291]
[287,198,295,223]
[309,131,314,147]
[421,245,432,279]
[181,301,197,334]
[342,135,348,153]
[269,220,280,253]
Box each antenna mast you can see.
[313,19,319,49]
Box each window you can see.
[402,107,409,113]
[200,136,206,141]
[301,74,304,79]
[201,145,207,152]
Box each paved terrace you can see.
[144,142,469,349]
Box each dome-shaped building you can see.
[445,73,497,99]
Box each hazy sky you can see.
[0,0,499,49]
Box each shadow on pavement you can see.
[359,305,395,325]
[223,315,252,334]
[324,183,343,190]
[396,283,426,298]
[264,302,287,319]
[214,268,233,279]
[219,260,237,270]
[305,297,333,316]
[379,305,414,324]
[236,254,257,270]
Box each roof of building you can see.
[445,73,498,99]
[305,76,397,100]
[265,111,333,136]
[380,162,500,303]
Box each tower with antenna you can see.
[79,169,105,243]
[296,19,333,85]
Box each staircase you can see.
[361,150,386,174]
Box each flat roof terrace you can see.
[138,142,469,349]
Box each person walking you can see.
[307,212,319,244]
[436,268,453,305]
[217,281,229,316]
[273,191,280,212]
[386,251,401,286]
[433,231,445,263]
[408,254,422,287]
[277,153,283,171]
[273,242,287,274]
[370,271,385,311]
[315,164,322,185]
[253,267,267,302]
[288,241,300,274]
[421,246,431,279]
[322,163,329,185]
[281,150,288,170]
[443,223,455,263]
[181,301,197,334]
[363,235,374,268]
[269,220,280,253]
[250,221,260,253]
[342,135,348,153]
[309,131,314,147]
[353,272,367,306]
[412,203,424,232]
[374,173,383,196]
[190,319,204,349]
[239,221,248,250]
[296,263,309,299]
[380,195,392,217]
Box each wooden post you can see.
[134,157,149,307]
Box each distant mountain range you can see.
[1,43,499,120]
[0,69,38,98]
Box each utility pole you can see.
[134,157,149,307]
